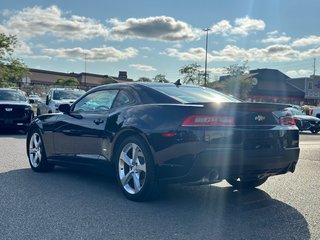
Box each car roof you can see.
[90,82,203,91]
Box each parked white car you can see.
[37,88,85,115]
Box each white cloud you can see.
[207,67,228,75]
[231,16,265,35]
[21,55,52,60]
[140,47,153,51]
[299,47,320,58]
[261,36,291,44]
[15,41,33,54]
[267,31,279,36]
[108,16,199,41]
[292,35,320,47]
[129,64,157,72]
[210,16,265,36]
[211,20,232,35]
[164,47,214,62]
[164,44,320,62]
[286,69,313,78]
[42,46,138,62]
[0,5,109,41]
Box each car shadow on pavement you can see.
[0,167,310,240]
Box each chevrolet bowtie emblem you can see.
[254,115,266,121]
[5,108,13,112]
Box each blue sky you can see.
[1,0,320,81]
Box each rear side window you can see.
[151,85,239,103]
[112,90,135,108]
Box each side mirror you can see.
[46,95,49,105]
[29,99,35,104]
[58,103,71,114]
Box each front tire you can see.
[27,128,54,172]
[226,176,268,189]
[115,135,159,201]
[311,129,319,134]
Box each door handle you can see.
[94,118,104,125]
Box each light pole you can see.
[84,53,87,89]
[203,28,210,87]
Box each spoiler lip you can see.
[188,102,292,111]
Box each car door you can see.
[52,89,119,164]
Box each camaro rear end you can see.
[149,103,299,185]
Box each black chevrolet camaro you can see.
[26,82,300,201]
[0,88,33,132]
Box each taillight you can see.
[181,115,235,126]
[280,116,296,126]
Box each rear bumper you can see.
[157,147,300,183]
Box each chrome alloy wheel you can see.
[118,143,147,194]
[29,132,43,168]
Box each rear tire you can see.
[226,176,268,189]
[115,135,159,201]
[311,129,319,134]
[27,128,54,172]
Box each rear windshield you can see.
[151,85,240,103]
[0,90,26,102]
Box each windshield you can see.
[151,85,240,103]
[53,90,84,100]
[0,90,26,102]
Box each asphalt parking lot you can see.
[0,132,319,240]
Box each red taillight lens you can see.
[280,116,296,126]
[181,115,235,126]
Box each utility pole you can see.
[203,28,210,87]
[84,53,87,89]
[313,58,316,78]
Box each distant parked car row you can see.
[285,107,320,134]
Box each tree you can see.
[179,63,206,85]
[55,77,79,86]
[208,62,256,100]
[136,77,152,82]
[153,74,169,83]
[0,33,29,87]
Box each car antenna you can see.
[174,79,181,87]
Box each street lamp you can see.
[84,53,87,89]
[203,28,210,87]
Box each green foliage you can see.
[179,63,205,85]
[0,33,29,87]
[136,77,152,82]
[208,62,255,100]
[153,74,169,83]
[55,77,79,86]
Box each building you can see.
[26,68,133,88]
[248,69,305,105]
[20,68,133,96]
[289,75,320,106]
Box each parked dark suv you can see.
[0,88,34,132]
